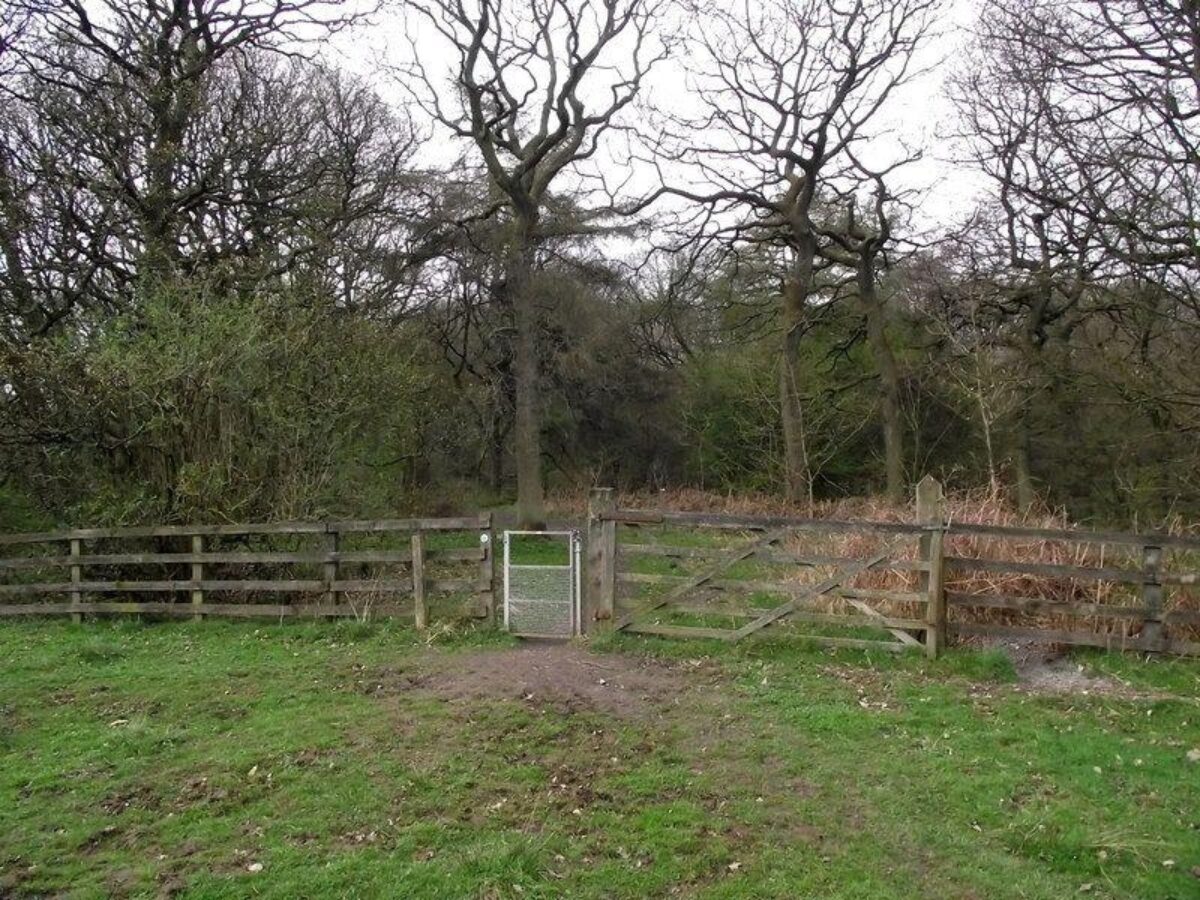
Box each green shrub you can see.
[3,277,426,524]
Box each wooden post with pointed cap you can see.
[916,475,947,659]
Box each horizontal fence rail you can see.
[608,508,926,536]
[0,515,495,627]
[0,516,488,545]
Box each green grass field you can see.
[1,620,1198,898]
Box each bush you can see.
[2,277,426,523]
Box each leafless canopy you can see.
[957,1,1200,290]
[404,0,670,223]
[646,0,937,249]
[0,0,417,340]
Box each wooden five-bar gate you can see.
[583,478,1200,658]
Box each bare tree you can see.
[1004,1,1200,278]
[0,2,421,340]
[950,0,1167,509]
[645,0,938,506]
[995,1,1200,444]
[6,0,373,274]
[403,0,669,525]
[821,172,910,502]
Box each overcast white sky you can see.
[330,0,989,231]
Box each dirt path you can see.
[418,641,719,720]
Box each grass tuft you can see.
[328,620,379,643]
[77,636,126,663]
[935,647,1019,683]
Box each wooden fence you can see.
[2,480,1199,658]
[584,478,1200,657]
[0,515,494,626]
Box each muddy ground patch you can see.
[997,639,1160,699]
[417,641,722,720]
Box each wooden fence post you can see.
[1141,543,1165,652]
[586,488,616,631]
[916,476,947,659]
[412,531,427,630]
[69,538,82,624]
[324,526,340,615]
[479,513,495,621]
[191,534,204,621]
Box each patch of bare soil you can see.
[419,641,715,720]
[99,784,160,815]
[1000,640,1154,699]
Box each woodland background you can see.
[1,0,1198,531]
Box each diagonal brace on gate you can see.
[727,535,912,642]
[841,595,923,647]
[613,528,794,632]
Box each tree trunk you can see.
[142,84,189,283]
[858,250,904,502]
[778,359,811,508]
[1012,412,1035,513]
[1009,219,1056,514]
[488,408,505,493]
[0,154,38,328]
[506,216,545,527]
[779,243,815,508]
[977,390,1000,495]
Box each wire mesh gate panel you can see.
[503,531,581,638]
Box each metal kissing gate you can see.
[502,530,582,638]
